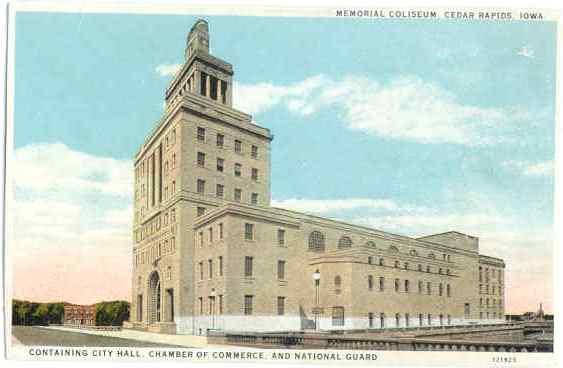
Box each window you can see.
[394,279,400,292]
[438,268,443,275]
[234,163,242,177]
[427,282,432,295]
[338,236,352,249]
[379,258,385,266]
[197,127,205,141]
[251,168,258,181]
[379,277,385,291]
[219,256,223,276]
[199,232,204,247]
[404,280,410,293]
[234,140,242,153]
[308,231,325,252]
[479,266,483,282]
[368,256,373,265]
[251,145,258,158]
[216,134,224,147]
[332,307,345,327]
[197,152,205,166]
[418,280,423,294]
[216,184,224,198]
[277,297,285,315]
[209,227,213,243]
[418,264,422,272]
[217,158,224,172]
[244,223,254,240]
[199,261,203,280]
[404,262,409,270]
[197,207,206,217]
[219,295,223,314]
[439,283,443,296]
[447,284,451,297]
[426,266,431,273]
[394,261,400,268]
[199,297,203,314]
[419,313,423,326]
[439,314,444,326]
[380,313,385,328]
[428,314,432,326]
[244,295,253,315]
[405,313,410,327]
[395,313,400,327]
[277,260,286,280]
[234,188,242,202]
[244,256,253,277]
[368,275,374,290]
[278,229,285,245]
[368,312,374,328]
[208,259,213,279]
[334,276,342,294]
[251,193,259,205]
[197,179,205,194]
[219,223,223,239]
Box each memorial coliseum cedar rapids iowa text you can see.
[123,19,506,335]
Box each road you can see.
[12,326,188,348]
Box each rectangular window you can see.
[208,259,213,279]
[199,231,204,247]
[332,307,345,327]
[251,168,258,181]
[199,262,203,280]
[418,281,423,294]
[368,312,374,328]
[234,163,242,177]
[244,256,253,277]
[219,295,223,314]
[234,188,242,202]
[219,256,223,276]
[209,228,213,243]
[368,276,373,290]
[216,184,224,198]
[244,295,253,315]
[277,260,286,280]
[219,223,223,239]
[197,151,205,166]
[235,140,242,153]
[404,280,410,293]
[394,279,400,292]
[379,277,385,291]
[199,297,203,314]
[197,179,205,194]
[217,158,224,172]
[216,134,224,147]
[197,207,206,217]
[278,229,285,245]
[244,223,254,240]
[427,282,432,295]
[197,127,205,142]
[251,192,259,205]
[277,296,285,315]
[251,145,258,158]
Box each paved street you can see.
[12,326,188,348]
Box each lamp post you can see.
[312,269,321,331]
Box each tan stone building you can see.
[124,20,506,335]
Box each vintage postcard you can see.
[3,2,559,367]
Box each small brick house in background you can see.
[63,303,96,326]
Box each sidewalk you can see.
[42,326,210,348]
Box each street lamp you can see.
[312,269,321,331]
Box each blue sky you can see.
[12,12,556,311]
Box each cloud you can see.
[155,63,182,77]
[502,160,554,177]
[10,143,133,303]
[235,75,528,145]
[517,46,535,59]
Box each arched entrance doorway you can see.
[148,271,161,324]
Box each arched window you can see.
[338,236,353,249]
[366,241,376,248]
[308,231,325,251]
[388,245,399,253]
[379,258,385,266]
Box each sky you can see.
[10,12,556,313]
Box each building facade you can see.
[63,303,96,326]
[124,20,506,335]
